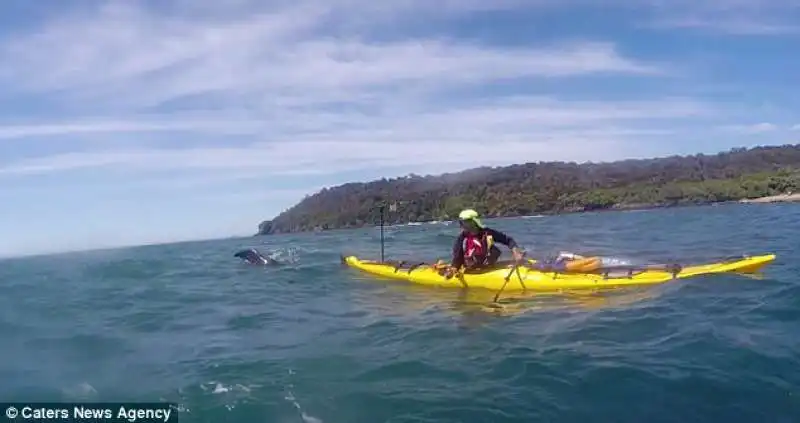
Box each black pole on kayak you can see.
[379,204,385,263]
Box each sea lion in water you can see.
[234,248,281,266]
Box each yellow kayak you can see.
[341,253,776,292]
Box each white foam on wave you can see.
[61,382,97,400]
[196,380,261,412]
[283,369,324,423]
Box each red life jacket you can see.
[462,230,494,266]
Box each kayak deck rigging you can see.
[347,257,685,279]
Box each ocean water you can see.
[1,202,798,422]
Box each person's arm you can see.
[450,232,465,268]
[486,228,519,250]
[487,227,525,261]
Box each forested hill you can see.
[257,144,800,235]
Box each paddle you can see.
[493,251,526,303]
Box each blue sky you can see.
[0,0,799,257]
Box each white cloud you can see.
[0,119,265,139]
[717,122,779,134]
[0,96,706,142]
[649,17,800,35]
[0,0,782,203]
[0,0,696,188]
[0,138,627,178]
[0,1,664,115]
[640,0,800,35]
[0,95,711,179]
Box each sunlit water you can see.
[1,202,798,422]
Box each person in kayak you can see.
[442,209,524,278]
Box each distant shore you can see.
[259,193,800,236]
[258,144,800,235]
[739,193,800,204]
[255,197,800,237]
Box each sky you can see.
[0,0,799,257]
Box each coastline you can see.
[256,196,798,237]
[257,145,800,235]
[738,193,800,204]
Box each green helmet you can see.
[458,209,485,228]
